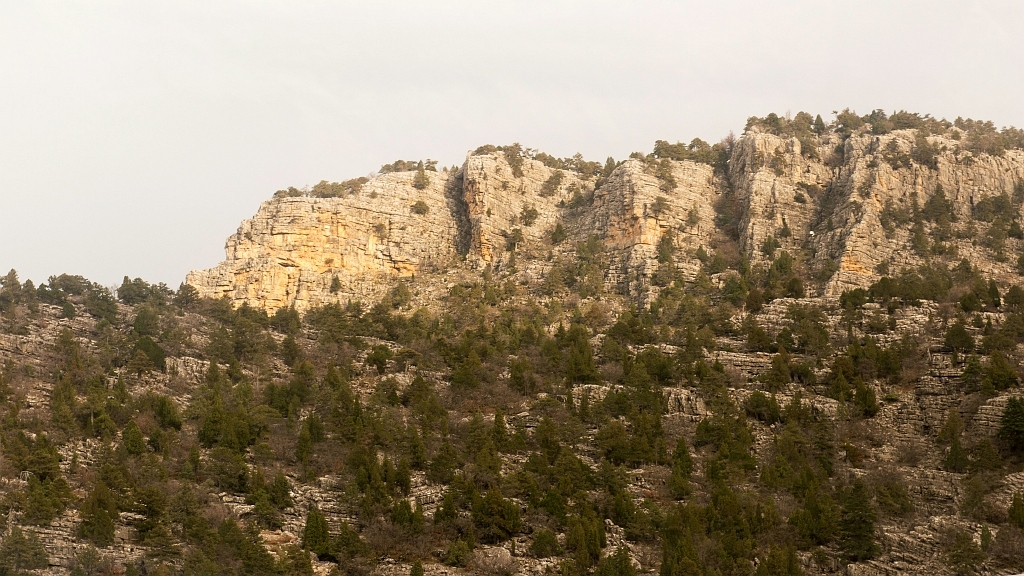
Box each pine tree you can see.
[944,321,974,360]
[410,559,424,576]
[938,408,965,444]
[413,161,429,190]
[122,421,146,456]
[278,545,314,576]
[839,479,878,561]
[492,408,508,451]
[281,335,302,366]
[79,481,118,546]
[127,349,155,377]
[428,440,459,484]
[988,279,1001,309]
[1009,492,1024,530]
[296,425,312,465]
[472,486,521,543]
[813,114,826,134]
[961,354,984,392]
[944,529,984,576]
[987,351,1019,391]
[302,505,331,557]
[668,436,693,499]
[854,379,879,417]
[434,488,457,524]
[594,546,636,576]
[1000,397,1024,452]
[0,526,49,571]
[944,435,969,473]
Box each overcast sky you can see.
[2,1,1022,288]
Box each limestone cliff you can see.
[186,170,463,311]
[188,128,1024,312]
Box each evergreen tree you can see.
[854,379,879,417]
[413,161,429,190]
[755,545,803,576]
[1000,397,1024,452]
[296,425,313,466]
[79,481,118,546]
[813,114,826,134]
[1009,492,1024,530]
[668,436,693,499]
[839,479,878,561]
[594,546,636,576]
[302,505,331,557]
[944,529,984,576]
[492,408,508,451]
[980,524,993,552]
[944,321,974,359]
[790,487,839,546]
[944,435,969,473]
[410,559,424,576]
[961,354,984,392]
[122,421,146,456]
[434,488,457,525]
[0,526,49,571]
[127,349,155,377]
[938,408,965,444]
[428,440,459,484]
[278,545,314,575]
[281,335,302,366]
[472,486,522,543]
[986,351,1018,391]
[988,279,1001,309]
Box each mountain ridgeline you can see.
[2,109,1024,576]
[188,110,1024,314]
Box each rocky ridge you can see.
[188,129,1024,313]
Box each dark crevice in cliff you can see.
[446,167,472,257]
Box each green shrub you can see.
[541,170,564,196]
[550,223,567,245]
[410,201,429,215]
[503,143,525,177]
[366,344,393,374]
[444,539,472,567]
[944,528,984,576]
[655,159,676,191]
[944,321,974,355]
[521,206,539,226]
[530,528,560,557]
[472,486,521,543]
[594,546,636,576]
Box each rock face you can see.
[188,131,1024,312]
[186,171,463,311]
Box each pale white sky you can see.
[2,1,1022,287]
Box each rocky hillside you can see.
[3,110,1024,576]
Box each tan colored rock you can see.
[188,133,1024,313]
[187,170,462,312]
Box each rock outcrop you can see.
[186,170,463,311]
[189,129,1024,313]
